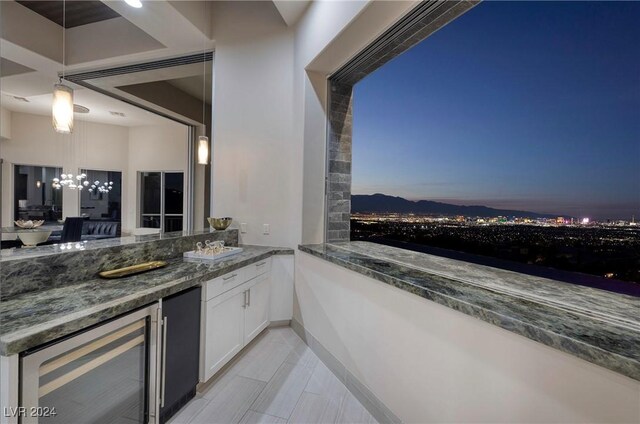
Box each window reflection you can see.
[80,170,122,222]
[14,165,63,223]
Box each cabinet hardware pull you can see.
[161,316,168,408]
[256,262,266,267]
[243,290,247,308]
[223,273,238,281]
[248,289,251,307]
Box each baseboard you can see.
[291,318,402,424]
[269,319,291,328]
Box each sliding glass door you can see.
[139,172,184,233]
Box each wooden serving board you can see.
[99,261,168,279]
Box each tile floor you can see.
[168,326,378,424]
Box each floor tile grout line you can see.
[236,406,251,424]
[284,390,307,424]
[335,386,351,422]
[184,397,213,424]
[248,409,284,421]
[248,353,290,418]
[255,357,315,421]
[179,328,375,424]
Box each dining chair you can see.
[60,217,85,243]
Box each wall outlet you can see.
[240,223,248,233]
[263,224,270,235]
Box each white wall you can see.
[211,1,296,247]
[0,108,11,140]
[127,124,189,230]
[0,112,129,227]
[210,0,398,248]
[294,252,640,423]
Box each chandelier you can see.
[52,173,89,190]
[89,181,114,194]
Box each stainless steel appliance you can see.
[21,304,161,424]
[159,287,201,424]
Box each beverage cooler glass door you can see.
[20,304,160,424]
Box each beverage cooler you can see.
[20,304,161,424]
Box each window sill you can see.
[297,241,640,382]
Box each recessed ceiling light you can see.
[109,111,126,117]
[73,104,90,114]
[124,0,142,8]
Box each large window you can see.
[350,2,640,288]
[80,169,122,222]
[14,165,62,223]
[139,172,184,232]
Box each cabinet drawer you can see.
[246,258,271,281]
[204,268,246,301]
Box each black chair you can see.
[60,217,85,243]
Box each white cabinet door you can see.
[270,255,294,322]
[243,274,270,344]
[202,289,245,381]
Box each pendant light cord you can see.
[62,0,65,81]
[202,0,206,128]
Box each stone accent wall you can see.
[325,0,478,242]
[326,82,353,242]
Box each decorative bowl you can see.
[208,217,233,231]
[14,220,45,229]
[18,230,52,247]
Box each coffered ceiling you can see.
[0,57,35,78]
[0,0,309,126]
[15,1,121,28]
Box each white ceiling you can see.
[272,0,311,26]
[167,74,212,104]
[1,86,171,127]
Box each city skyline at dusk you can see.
[352,2,640,221]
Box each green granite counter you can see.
[298,241,640,381]
[0,245,292,355]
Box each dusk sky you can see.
[352,2,640,221]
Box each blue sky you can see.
[352,1,640,220]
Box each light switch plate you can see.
[240,223,247,233]
[263,224,270,235]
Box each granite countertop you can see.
[298,242,640,382]
[0,229,232,262]
[0,245,293,356]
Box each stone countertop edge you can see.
[0,246,293,356]
[297,243,640,382]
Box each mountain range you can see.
[351,193,558,219]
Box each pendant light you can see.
[197,4,209,165]
[124,0,143,8]
[52,0,74,134]
[198,135,209,165]
[52,83,74,133]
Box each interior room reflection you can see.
[80,169,122,222]
[1,87,193,249]
[13,165,63,223]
